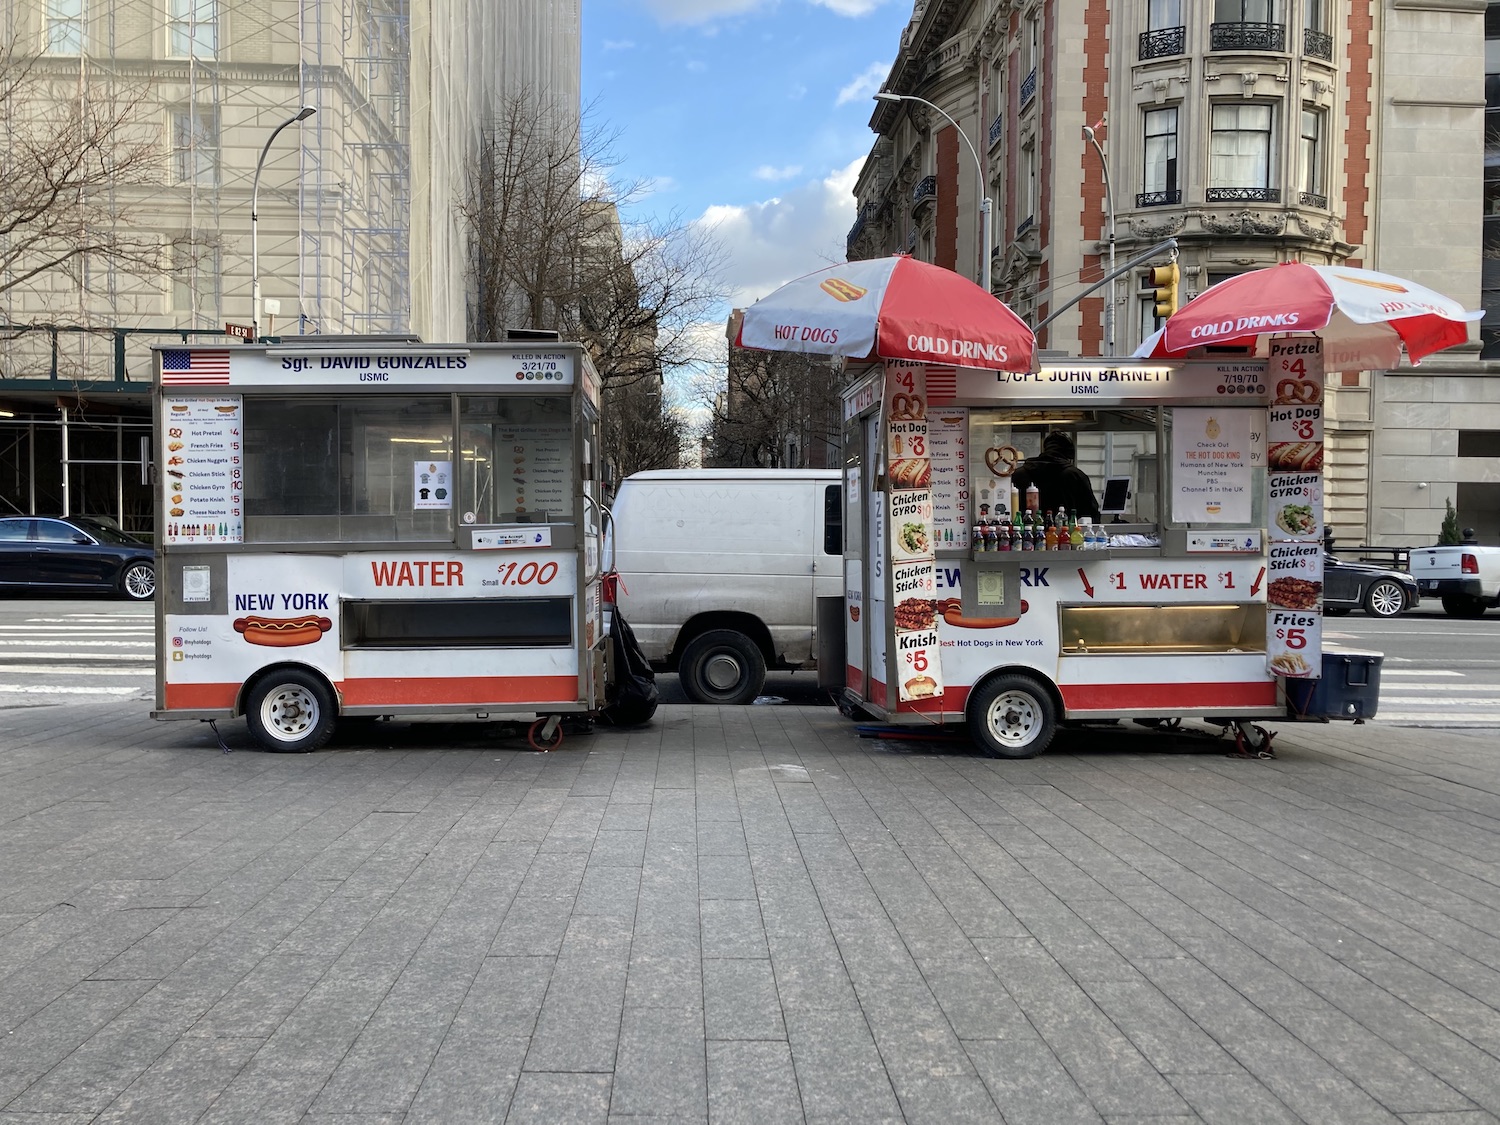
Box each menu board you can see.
[1265,339,1324,681]
[928,408,970,550]
[162,395,243,544]
[1172,408,1252,523]
[885,364,943,707]
[500,423,571,521]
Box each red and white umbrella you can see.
[1134,262,1481,370]
[735,255,1037,374]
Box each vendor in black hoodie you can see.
[1012,432,1101,523]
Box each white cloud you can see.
[642,0,766,25]
[601,39,636,51]
[753,164,803,182]
[835,61,889,107]
[812,0,888,13]
[694,158,863,309]
[686,59,708,72]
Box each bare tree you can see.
[701,348,843,469]
[602,378,689,486]
[460,87,727,390]
[0,39,170,303]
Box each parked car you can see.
[1409,538,1500,618]
[1322,553,1418,618]
[0,516,155,600]
[609,469,842,704]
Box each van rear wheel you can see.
[1442,595,1489,618]
[679,630,765,705]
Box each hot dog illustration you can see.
[819,276,868,302]
[938,598,1029,629]
[233,615,332,647]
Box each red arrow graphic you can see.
[1251,566,1266,596]
[1077,568,1095,598]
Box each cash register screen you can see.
[1101,476,1130,514]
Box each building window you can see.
[1139,107,1180,206]
[168,0,218,58]
[172,241,220,316]
[1017,140,1037,233]
[1020,12,1039,108]
[45,0,85,54]
[1211,0,1285,50]
[1207,102,1279,202]
[1299,106,1326,207]
[1141,0,1186,58]
[172,107,220,185]
[1216,0,1274,20]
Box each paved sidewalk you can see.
[3,702,1500,1124]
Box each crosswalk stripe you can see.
[10,652,154,661]
[0,684,141,696]
[0,639,151,647]
[0,665,151,676]
[1378,714,1500,725]
[1381,669,1464,677]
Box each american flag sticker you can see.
[161,349,232,385]
[925,365,958,403]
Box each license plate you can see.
[1421,580,1438,591]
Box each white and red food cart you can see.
[150,339,608,752]
[841,342,1343,757]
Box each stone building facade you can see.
[852,0,1498,546]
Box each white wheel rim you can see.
[125,566,154,598]
[984,689,1042,748]
[261,685,319,741]
[703,653,743,692]
[1369,583,1402,616]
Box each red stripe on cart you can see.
[339,675,579,707]
[165,682,239,710]
[1061,681,1276,712]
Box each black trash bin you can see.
[1284,648,1383,720]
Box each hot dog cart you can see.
[841,342,1356,757]
[150,339,608,752]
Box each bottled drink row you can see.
[973,508,1106,553]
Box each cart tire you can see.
[1442,594,1490,619]
[119,561,155,601]
[966,673,1057,759]
[528,716,565,752]
[1363,579,1407,618]
[679,630,765,705]
[245,669,336,753]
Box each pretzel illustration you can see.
[1275,378,1320,405]
[890,393,924,420]
[985,445,1022,477]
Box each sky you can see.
[582,0,913,313]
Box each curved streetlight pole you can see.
[874,92,992,296]
[250,105,316,341]
[1082,118,1116,356]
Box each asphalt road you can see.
[0,594,1495,726]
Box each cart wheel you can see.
[1231,722,1276,759]
[528,716,565,752]
[245,669,336,753]
[965,673,1057,759]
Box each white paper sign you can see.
[1171,408,1253,524]
[414,460,453,510]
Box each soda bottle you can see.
[1044,516,1058,550]
[1070,512,1084,550]
[1010,519,1022,551]
[998,514,1012,551]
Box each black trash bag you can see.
[601,609,658,727]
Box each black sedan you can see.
[0,516,155,600]
[1322,553,1418,618]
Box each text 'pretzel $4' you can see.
[985,445,1022,477]
[889,393,924,421]
[1274,378,1320,405]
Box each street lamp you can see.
[1082,117,1117,356]
[250,105,316,341]
[874,92,992,296]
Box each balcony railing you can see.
[846,204,871,254]
[1209,21,1286,51]
[1016,214,1034,237]
[912,175,937,210]
[906,226,918,251]
[1303,26,1332,60]
[1139,26,1185,60]
[1136,189,1182,207]
[988,114,1004,148]
[1020,67,1037,108]
[1205,186,1281,203]
[1299,191,1328,209]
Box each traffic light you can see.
[1150,262,1180,319]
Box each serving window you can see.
[243,396,454,543]
[459,395,575,525]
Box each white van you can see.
[609,469,843,703]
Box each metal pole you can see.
[875,93,992,294]
[251,107,316,342]
[1083,121,1116,356]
